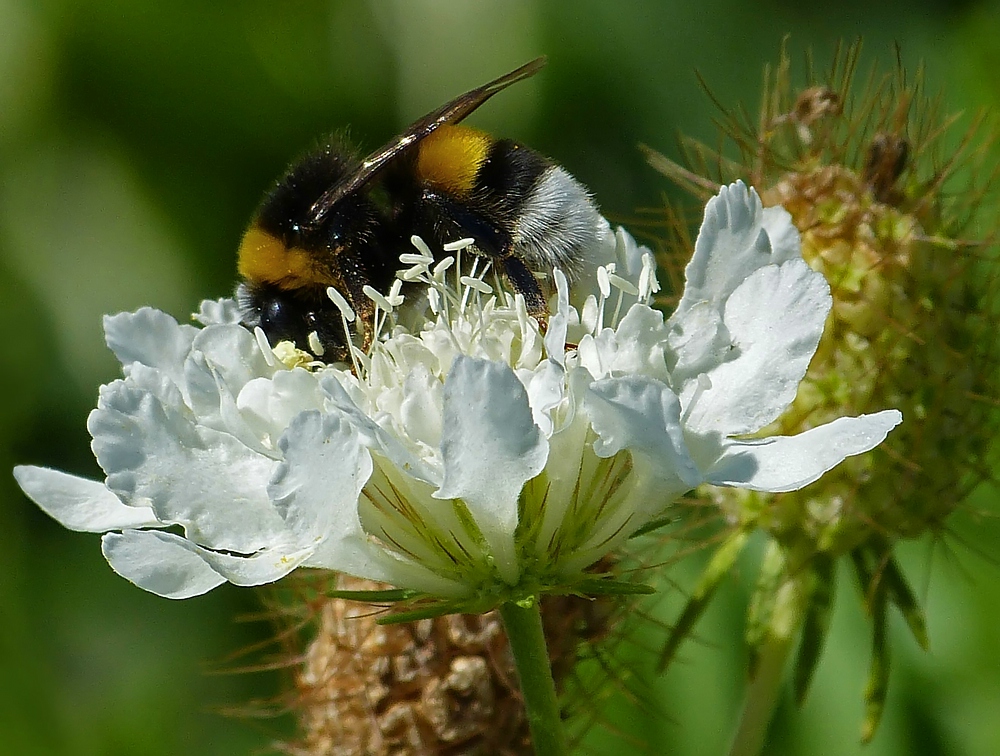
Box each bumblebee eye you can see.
[259,297,298,341]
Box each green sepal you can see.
[376,600,468,625]
[323,587,421,602]
[793,556,836,704]
[659,527,750,671]
[881,553,929,650]
[629,515,676,539]
[861,582,890,743]
[570,578,655,596]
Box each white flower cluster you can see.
[15,182,901,601]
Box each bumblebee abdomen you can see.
[472,138,604,280]
[511,163,604,279]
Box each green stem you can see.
[499,599,567,756]
[727,637,793,756]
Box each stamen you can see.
[350,345,372,374]
[514,293,530,338]
[682,373,714,423]
[459,258,480,312]
[327,286,361,375]
[307,331,325,357]
[638,257,653,303]
[363,284,394,314]
[400,265,426,281]
[399,253,434,266]
[597,265,612,299]
[254,327,279,367]
[432,256,455,278]
[443,237,475,252]
[408,235,434,259]
[326,287,356,323]
[460,276,494,295]
[607,272,636,329]
[607,272,639,296]
[386,279,404,308]
[581,295,599,334]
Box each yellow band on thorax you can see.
[416,124,492,197]
[238,227,326,289]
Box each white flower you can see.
[14,182,901,603]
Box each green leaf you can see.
[881,553,929,650]
[793,556,836,704]
[861,583,890,743]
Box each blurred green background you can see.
[3,0,1000,754]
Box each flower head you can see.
[647,41,1000,739]
[15,182,900,609]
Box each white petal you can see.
[104,307,197,385]
[235,368,325,447]
[544,269,570,365]
[88,379,285,552]
[398,364,444,451]
[667,182,805,388]
[185,324,276,419]
[664,300,729,378]
[14,466,160,532]
[760,205,801,264]
[608,303,671,380]
[104,528,312,596]
[706,410,903,492]
[119,362,186,408]
[102,530,226,599]
[525,359,566,437]
[583,376,702,489]
[193,298,243,326]
[674,182,778,316]
[319,374,440,486]
[269,410,406,583]
[683,259,831,436]
[576,328,617,380]
[434,356,548,583]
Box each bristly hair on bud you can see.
[212,554,665,756]
[644,38,1000,744]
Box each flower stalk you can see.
[499,598,568,756]
[727,636,793,756]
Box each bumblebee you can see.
[236,57,604,360]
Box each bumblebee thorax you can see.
[415,124,492,197]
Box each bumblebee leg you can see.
[420,190,549,316]
[500,255,548,317]
[345,279,376,352]
[329,253,378,355]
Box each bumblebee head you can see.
[235,145,382,359]
[236,280,346,360]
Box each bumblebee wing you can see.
[306,56,547,227]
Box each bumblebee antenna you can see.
[306,56,548,228]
